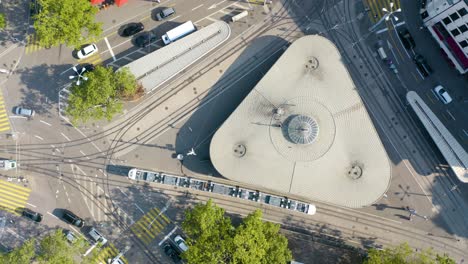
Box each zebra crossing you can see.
[364,0,401,23]
[0,92,11,133]
[130,207,171,245]
[94,243,128,264]
[0,179,31,215]
[58,86,71,118]
[25,34,43,54]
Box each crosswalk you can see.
[94,243,128,264]
[130,207,170,245]
[0,92,11,133]
[0,179,31,215]
[25,33,43,54]
[364,0,401,23]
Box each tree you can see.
[0,13,6,29]
[33,0,102,48]
[0,238,36,264]
[364,242,456,264]
[66,66,124,124]
[114,67,138,99]
[37,229,84,264]
[181,200,292,264]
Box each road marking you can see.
[446,110,455,120]
[158,226,178,246]
[376,27,389,34]
[26,202,36,208]
[69,226,79,234]
[104,37,116,62]
[135,204,145,214]
[192,4,204,11]
[75,165,87,176]
[195,0,243,24]
[47,211,59,219]
[61,132,71,141]
[169,15,181,21]
[34,135,43,140]
[386,40,399,64]
[117,187,129,197]
[59,65,78,75]
[40,120,52,126]
[9,116,27,119]
[80,150,86,156]
[463,129,468,137]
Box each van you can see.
[88,228,107,245]
[377,47,388,60]
[156,7,175,21]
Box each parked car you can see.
[135,32,158,47]
[76,44,98,59]
[163,242,181,262]
[22,208,42,222]
[77,63,95,73]
[121,22,144,37]
[174,235,188,252]
[62,209,84,227]
[88,227,107,245]
[433,85,453,104]
[155,7,176,21]
[14,107,35,117]
[398,29,416,50]
[65,230,78,243]
[413,54,432,77]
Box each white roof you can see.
[209,35,391,208]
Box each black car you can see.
[62,210,84,227]
[413,54,432,77]
[163,243,181,262]
[77,63,95,73]
[398,29,416,50]
[122,22,145,37]
[135,32,158,47]
[22,208,43,222]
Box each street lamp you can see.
[69,66,88,86]
[369,2,401,31]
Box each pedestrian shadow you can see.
[394,214,410,221]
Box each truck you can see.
[0,160,17,170]
[161,21,196,45]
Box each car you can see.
[174,235,188,252]
[62,210,84,227]
[155,7,176,21]
[121,22,144,37]
[163,242,181,262]
[433,85,453,104]
[21,208,42,222]
[14,107,35,117]
[88,227,107,245]
[76,43,98,59]
[110,257,124,264]
[413,54,432,77]
[135,32,157,47]
[398,29,416,50]
[77,63,95,73]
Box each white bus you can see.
[161,21,196,45]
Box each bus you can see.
[161,21,196,45]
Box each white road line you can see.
[195,0,242,24]
[463,129,468,137]
[59,65,78,75]
[7,229,25,241]
[75,165,87,176]
[34,135,44,140]
[376,27,389,34]
[26,202,37,208]
[47,211,59,219]
[9,116,28,119]
[158,226,178,246]
[71,164,95,221]
[446,110,456,120]
[192,4,204,11]
[69,226,79,234]
[40,120,52,126]
[80,150,86,156]
[387,40,399,64]
[61,132,71,141]
[117,187,129,197]
[135,204,145,214]
[206,17,220,22]
[169,15,181,21]
[104,37,116,62]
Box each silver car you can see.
[14,107,35,117]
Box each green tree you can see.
[66,66,124,124]
[114,67,138,98]
[364,242,456,264]
[34,0,102,48]
[37,229,84,264]
[0,238,36,264]
[182,200,292,264]
[0,13,6,29]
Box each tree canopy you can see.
[0,238,36,264]
[66,66,138,125]
[364,242,456,264]
[182,200,292,264]
[0,13,6,29]
[33,0,102,48]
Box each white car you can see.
[174,235,188,252]
[77,44,98,59]
[433,85,452,104]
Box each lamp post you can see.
[369,2,401,32]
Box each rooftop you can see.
[209,35,391,208]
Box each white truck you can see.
[161,21,196,45]
[0,160,17,170]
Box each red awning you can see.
[115,0,128,6]
[90,0,104,4]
